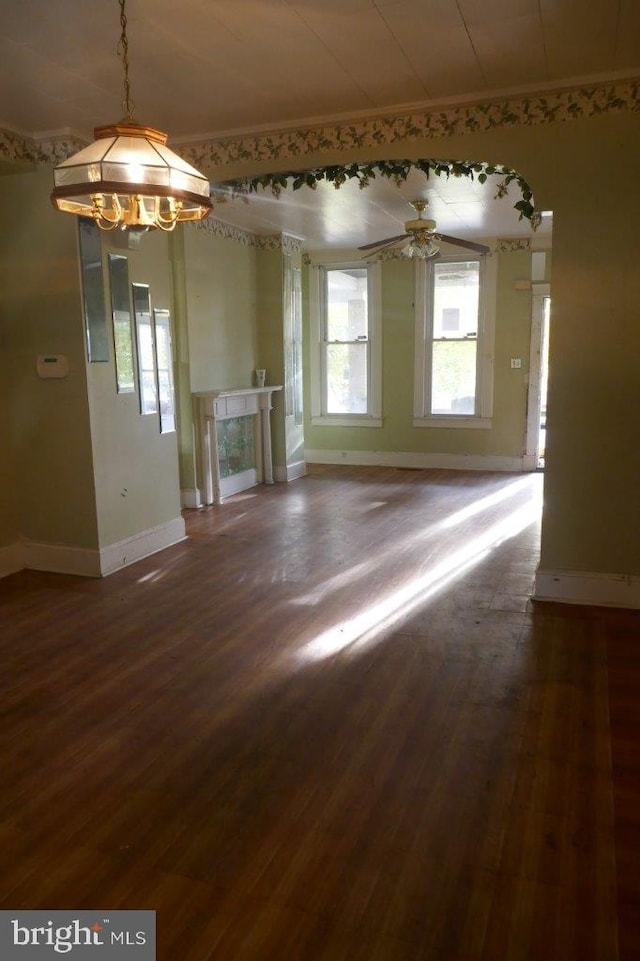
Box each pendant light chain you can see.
[118,0,135,120]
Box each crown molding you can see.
[179,78,640,173]
[192,217,304,252]
[171,69,640,145]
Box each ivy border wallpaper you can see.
[1,79,638,172]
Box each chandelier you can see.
[51,0,212,232]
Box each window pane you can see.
[431,340,477,414]
[433,261,479,339]
[326,268,368,341]
[154,309,175,434]
[326,343,367,413]
[133,284,158,416]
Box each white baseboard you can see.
[23,541,102,577]
[0,542,24,579]
[304,449,526,472]
[181,488,202,509]
[534,569,640,610]
[99,516,187,576]
[11,517,188,579]
[274,460,307,483]
[220,468,259,499]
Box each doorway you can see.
[525,284,551,470]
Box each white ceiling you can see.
[214,169,552,250]
[3,0,638,247]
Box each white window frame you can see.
[413,253,496,429]
[310,259,382,427]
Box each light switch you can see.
[510,358,522,369]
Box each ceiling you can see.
[3,0,638,248]
[213,170,552,251]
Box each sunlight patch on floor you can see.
[290,560,373,607]
[439,475,532,530]
[294,495,540,664]
[137,569,164,583]
[290,475,540,611]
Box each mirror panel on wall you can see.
[78,218,109,362]
[154,308,176,434]
[108,254,136,393]
[132,283,158,416]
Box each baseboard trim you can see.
[274,460,307,483]
[534,569,640,610]
[181,488,202,509]
[99,516,187,576]
[0,542,24,579]
[23,541,102,578]
[304,449,526,472]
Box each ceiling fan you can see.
[358,200,490,259]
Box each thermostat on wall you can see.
[37,354,69,378]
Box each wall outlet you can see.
[511,358,522,369]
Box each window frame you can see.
[310,259,382,427]
[413,252,496,429]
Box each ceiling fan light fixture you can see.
[403,237,440,259]
[51,0,212,231]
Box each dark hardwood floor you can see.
[1,465,638,959]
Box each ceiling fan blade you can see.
[358,233,409,251]
[436,234,490,254]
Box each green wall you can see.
[0,170,185,566]
[174,225,259,493]
[2,102,639,584]
[0,170,98,551]
[88,229,183,548]
[304,249,532,460]
[224,109,640,580]
[0,264,18,550]
[184,227,258,391]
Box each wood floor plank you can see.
[0,466,632,959]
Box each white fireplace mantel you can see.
[194,386,282,505]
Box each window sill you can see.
[413,416,492,430]
[312,415,382,428]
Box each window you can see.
[414,254,496,428]
[310,261,381,426]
